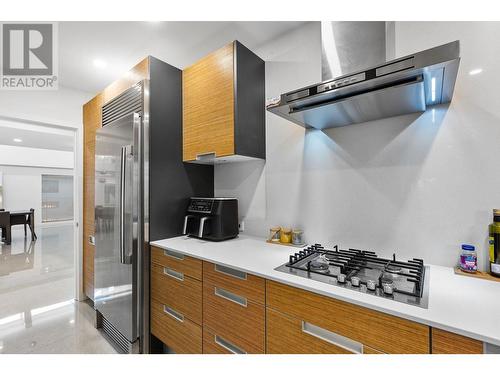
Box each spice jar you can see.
[292,229,304,245]
[460,244,477,273]
[280,227,292,243]
[269,226,281,242]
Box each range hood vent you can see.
[267,32,460,129]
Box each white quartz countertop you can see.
[150,235,500,346]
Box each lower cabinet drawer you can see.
[203,280,265,353]
[150,299,202,354]
[151,262,202,325]
[151,246,202,281]
[203,327,261,354]
[431,328,484,354]
[267,308,358,354]
[203,261,265,304]
[267,280,429,354]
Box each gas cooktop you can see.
[275,244,429,308]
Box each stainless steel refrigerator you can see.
[93,58,214,354]
[95,111,142,353]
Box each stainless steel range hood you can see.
[267,23,460,129]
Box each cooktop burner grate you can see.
[276,244,428,308]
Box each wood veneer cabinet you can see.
[431,328,483,354]
[151,299,202,354]
[182,40,265,163]
[149,250,489,354]
[151,246,202,281]
[151,262,203,325]
[266,280,430,354]
[202,261,266,354]
[150,246,203,353]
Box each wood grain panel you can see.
[203,327,233,354]
[151,262,202,325]
[82,94,102,300]
[364,346,386,354]
[183,42,235,161]
[266,280,430,354]
[151,299,202,354]
[203,261,265,305]
[431,328,483,354]
[151,246,202,280]
[203,280,265,353]
[203,327,261,354]
[83,242,94,299]
[267,308,354,354]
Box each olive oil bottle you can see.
[489,209,500,277]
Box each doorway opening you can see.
[0,118,79,353]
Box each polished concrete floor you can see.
[0,224,117,354]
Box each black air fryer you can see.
[183,198,239,241]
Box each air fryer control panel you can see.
[187,198,214,213]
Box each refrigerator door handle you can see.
[120,145,133,265]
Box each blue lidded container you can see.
[460,244,477,273]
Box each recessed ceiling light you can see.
[93,59,107,69]
[13,138,22,143]
[469,68,483,76]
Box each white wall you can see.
[215,21,500,270]
[215,22,322,233]
[0,145,73,169]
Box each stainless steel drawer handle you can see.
[214,287,247,307]
[301,321,363,354]
[214,335,246,354]
[163,305,184,323]
[214,264,247,280]
[164,267,184,281]
[164,249,184,260]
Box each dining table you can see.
[0,209,37,245]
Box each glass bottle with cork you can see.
[489,209,500,277]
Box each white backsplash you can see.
[215,22,500,270]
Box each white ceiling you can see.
[0,125,74,151]
[58,21,308,93]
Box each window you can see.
[41,175,74,222]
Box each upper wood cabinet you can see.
[182,40,265,163]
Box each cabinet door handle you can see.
[214,264,247,280]
[164,249,184,260]
[196,151,216,161]
[163,305,184,323]
[164,267,184,281]
[214,287,247,307]
[301,321,363,354]
[214,335,246,354]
